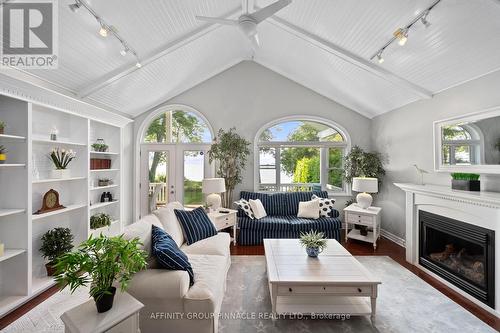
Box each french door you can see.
[140,144,212,217]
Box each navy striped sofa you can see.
[237,191,342,245]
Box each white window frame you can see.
[254,116,351,197]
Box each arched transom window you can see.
[143,110,212,144]
[441,124,482,165]
[256,118,349,193]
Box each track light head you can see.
[376,52,384,64]
[68,2,81,13]
[135,61,142,68]
[394,28,408,46]
[120,47,129,56]
[98,21,108,37]
[420,11,431,28]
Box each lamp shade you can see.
[352,177,378,193]
[202,178,226,194]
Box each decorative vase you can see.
[45,262,56,276]
[94,286,116,313]
[51,169,70,179]
[360,226,369,236]
[451,179,480,192]
[306,247,322,257]
[0,153,6,164]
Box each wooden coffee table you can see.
[264,239,381,320]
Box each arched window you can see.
[441,124,482,165]
[143,109,212,143]
[256,117,350,193]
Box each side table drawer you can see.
[346,213,373,226]
[277,285,371,296]
[213,215,236,230]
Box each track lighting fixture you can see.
[68,1,81,13]
[68,0,142,69]
[420,10,431,28]
[376,51,384,64]
[369,0,441,64]
[98,22,108,37]
[394,28,409,46]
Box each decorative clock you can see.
[35,189,65,214]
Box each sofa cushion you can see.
[152,225,194,286]
[180,232,230,258]
[249,199,267,219]
[238,215,341,232]
[122,214,163,268]
[234,199,254,219]
[174,207,218,245]
[184,254,228,313]
[312,194,336,217]
[153,201,185,247]
[239,191,331,216]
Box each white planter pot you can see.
[51,169,70,179]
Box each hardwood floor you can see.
[1,235,499,331]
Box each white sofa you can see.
[122,202,231,333]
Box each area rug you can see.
[1,256,495,332]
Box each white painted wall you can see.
[134,61,372,211]
[372,70,500,238]
[122,122,135,225]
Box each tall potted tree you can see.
[208,128,250,208]
[54,235,147,313]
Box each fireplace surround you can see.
[419,210,495,307]
[395,183,500,316]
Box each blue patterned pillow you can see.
[151,225,194,286]
[174,207,217,245]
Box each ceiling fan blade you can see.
[195,16,238,25]
[249,0,291,23]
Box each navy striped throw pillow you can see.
[174,207,217,245]
[151,225,194,286]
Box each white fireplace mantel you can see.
[395,182,500,315]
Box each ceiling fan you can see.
[196,0,292,48]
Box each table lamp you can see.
[202,178,226,211]
[352,177,378,209]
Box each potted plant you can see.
[49,147,76,178]
[98,178,112,187]
[208,128,250,208]
[90,213,112,230]
[39,228,74,276]
[0,120,5,134]
[54,235,147,313]
[91,139,109,152]
[299,230,328,257]
[0,145,7,164]
[451,173,480,192]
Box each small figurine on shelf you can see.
[50,126,58,141]
[100,192,109,203]
[107,192,113,202]
[91,138,109,152]
[98,178,112,187]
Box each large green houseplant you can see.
[54,235,147,313]
[39,227,74,276]
[208,128,250,208]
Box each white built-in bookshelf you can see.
[0,95,124,317]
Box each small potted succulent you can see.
[91,139,109,152]
[0,120,5,134]
[299,230,328,257]
[0,145,7,164]
[49,147,76,178]
[54,235,147,313]
[90,213,112,230]
[451,173,480,192]
[39,228,74,276]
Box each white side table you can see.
[208,209,238,245]
[344,204,382,249]
[61,291,143,333]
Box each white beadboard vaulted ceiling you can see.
[5,0,500,118]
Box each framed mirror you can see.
[434,106,500,174]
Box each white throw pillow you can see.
[153,201,185,247]
[249,199,267,219]
[297,199,320,219]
